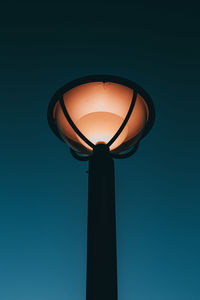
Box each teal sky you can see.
[0,2,200,300]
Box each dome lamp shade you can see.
[47,75,155,158]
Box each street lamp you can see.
[47,75,155,300]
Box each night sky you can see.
[1,2,200,300]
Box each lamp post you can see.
[47,75,155,300]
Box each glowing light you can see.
[76,112,128,150]
[53,81,149,154]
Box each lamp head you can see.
[47,75,155,158]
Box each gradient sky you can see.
[1,2,200,300]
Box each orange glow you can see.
[76,112,128,150]
[54,82,149,154]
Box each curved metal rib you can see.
[70,148,90,161]
[107,90,138,147]
[59,95,95,149]
[111,142,139,159]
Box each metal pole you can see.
[86,144,117,300]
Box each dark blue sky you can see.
[1,2,200,300]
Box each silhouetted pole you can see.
[86,144,117,300]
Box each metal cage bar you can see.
[107,90,138,147]
[59,95,95,149]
